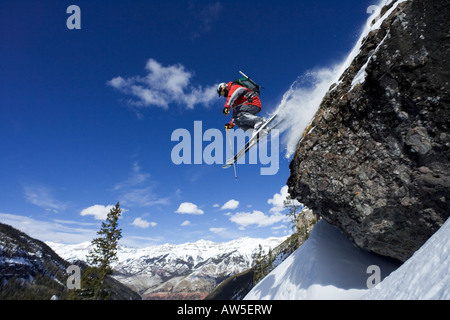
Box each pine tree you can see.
[87,202,122,273]
[283,195,303,232]
[284,197,318,244]
[266,247,274,274]
[69,202,122,300]
[253,244,266,285]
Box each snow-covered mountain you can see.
[0,222,140,300]
[245,218,449,300]
[46,236,286,299]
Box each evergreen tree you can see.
[283,195,303,232]
[266,247,274,274]
[87,202,122,272]
[284,197,318,244]
[253,244,266,285]
[69,202,122,300]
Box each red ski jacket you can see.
[224,82,262,128]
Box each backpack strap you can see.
[244,91,257,103]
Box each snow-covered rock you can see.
[245,218,449,300]
[362,217,450,299]
[245,220,401,299]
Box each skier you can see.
[217,82,265,133]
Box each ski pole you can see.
[239,70,249,79]
[226,128,238,181]
[239,70,263,91]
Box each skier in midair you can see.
[217,82,265,133]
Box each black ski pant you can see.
[233,105,262,131]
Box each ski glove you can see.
[224,123,233,130]
[223,107,230,116]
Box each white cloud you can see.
[80,204,114,220]
[180,220,191,227]
[271,225,288,230]
[189,2,223,40]
[114,162,150,190]
[131,217,156,229]
[120,186,169,207]
[220,199,239,210]
[121,235,164,247]
[113,163,169,207]
[268,185,301,213]
[175,202,204,215]
[229,210,289,228]
[0,212,96,244]
[52,219,97,227]
[24,185,67,213]
[107,58,218,110]
[209,227,226,234]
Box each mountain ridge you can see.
[0,222,140,300]
[46,236,287,299]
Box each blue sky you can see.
[0,0,375,247]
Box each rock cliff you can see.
[287,0,450,262]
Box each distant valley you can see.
[47,237,286,299]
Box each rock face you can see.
[287,0,450,262]
[0,223,70,299]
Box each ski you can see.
[222,114,278,169]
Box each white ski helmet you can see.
[217,82,228,97]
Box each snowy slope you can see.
[245,218,449,300]
[361,217,450,299]
[244,220,401,300]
